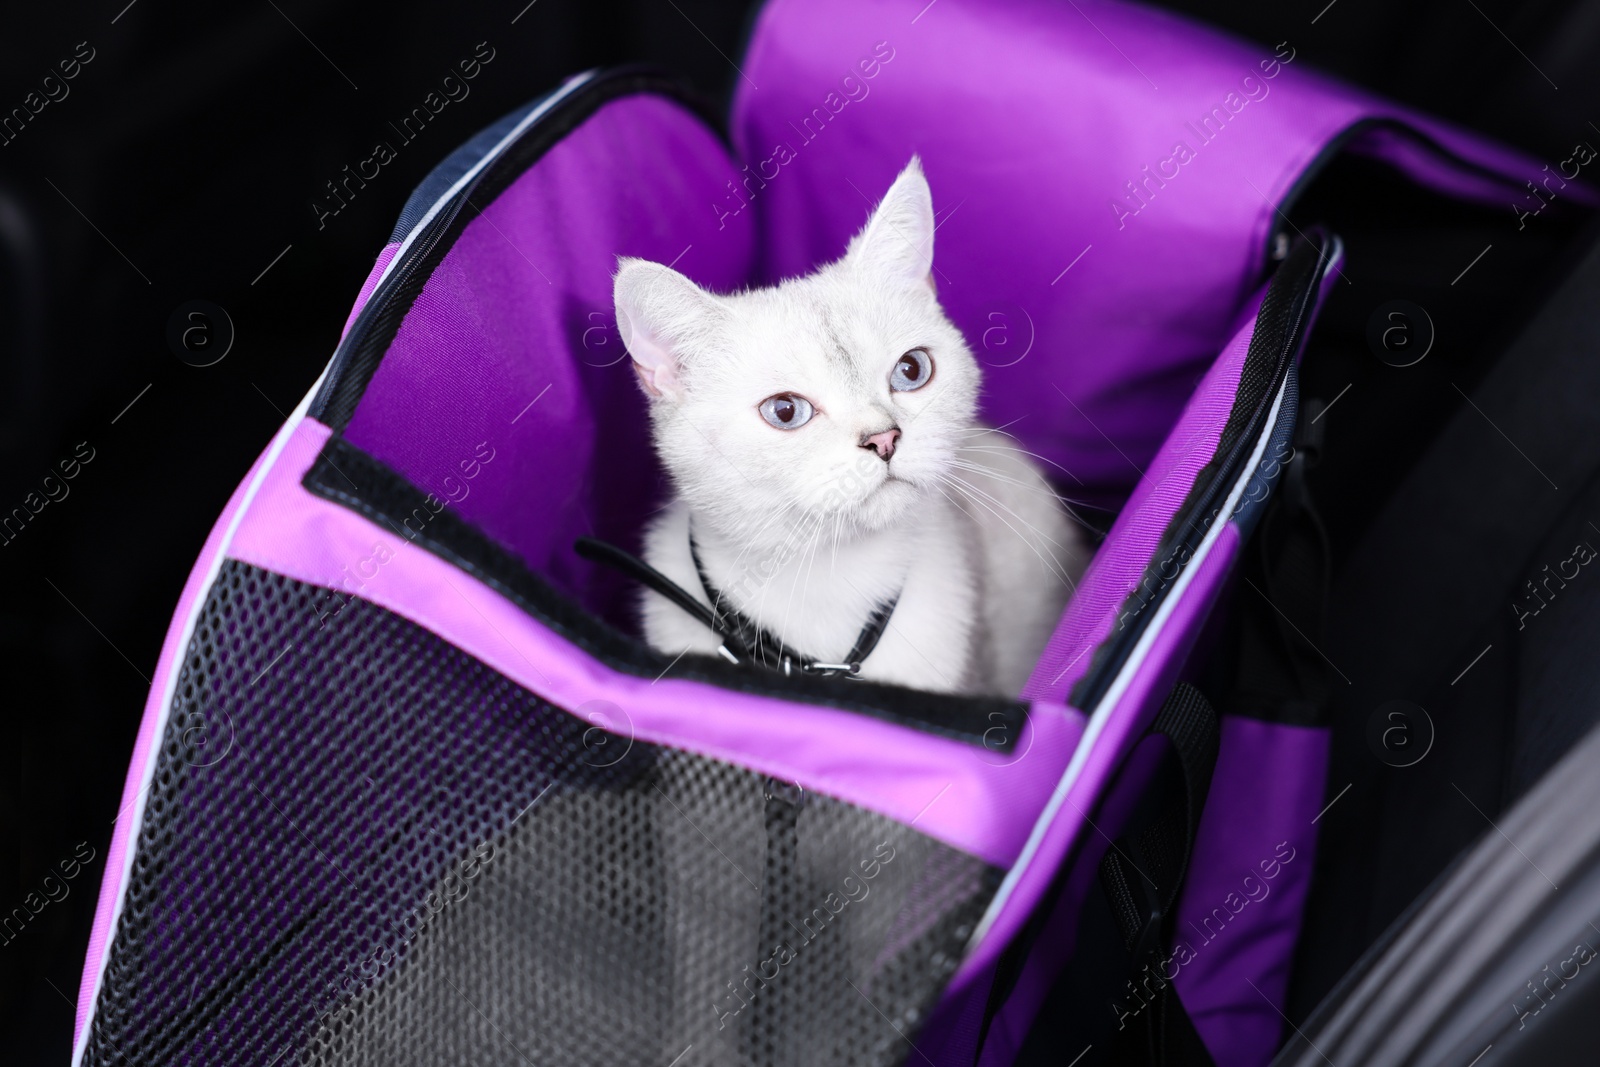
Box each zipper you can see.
[309,68,718,429]
[1071,230,1339,712]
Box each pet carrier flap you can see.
[70,1,1582,1066]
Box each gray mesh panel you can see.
[81,561,1000,1067]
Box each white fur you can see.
[613,159,1086,697]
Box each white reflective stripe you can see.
[73,77,612,1057]
[361,70,599,298]
[969,372,1291,950]
[70,360,330,1067]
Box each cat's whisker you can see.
[938,473,1079,591]
[933,477,1081,592]
[718,499,822,604]
[940,489,1081,588]
[945,477,1077,568]
[753,506,818,606]
[722,510,796,585]
[941,470,1076,556]
[828,511,846,576]
[944,460,1100,537]
[778,517,828,650]
[627,158,1085,695]
[747,497,813,555]
[944,461,1098,533]
[987,415,1030,435]
[946,457,1065,501]
[958,440,1086,487]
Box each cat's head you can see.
[613,157,980,546]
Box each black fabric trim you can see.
[385,91,557,246]
[309,67,726,431]
[689,531,900,675]
[976,683,1220,1063]
[302,435,1026,751]
[1070,231,1338,712]
[1275,116,1556,244]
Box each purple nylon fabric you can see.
[73,425,289,1050]
[340,241,400,339]
[971,734,1172,1067]
[1020,289,1263,705]
[1171,717,1330,1067]
[1344,121,1598,209]
[343,94,754,610]
[227,417,1090,868]
[106,3,1575,1059]
[939,521,1242,1004]
[732,0,1570,511]
[914,974,991,1067]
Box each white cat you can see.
[612,158,1084,697]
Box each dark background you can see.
[2,1,1597,1062]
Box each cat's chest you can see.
[641,497,983,691]
[690,503,980,684]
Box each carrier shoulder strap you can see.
[1230,398,1334,727]
[1098,409,1335,1065]
[1099,682,1220,1067]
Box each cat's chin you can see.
[847,474,925,532]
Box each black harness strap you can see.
[1099,682,1221,1067]
[689,536,898,677]
[744,776,811,1067]
[574,535,753,661]
[574,534,899,678]
[578,532,894,1063]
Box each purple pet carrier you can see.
[70,2,1589,1066]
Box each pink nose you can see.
[861,427,901,462]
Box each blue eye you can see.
[890,348,933,391]
[759,393,815,429]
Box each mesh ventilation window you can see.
[84,561,1001,1067]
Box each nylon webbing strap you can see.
[1231,403,1334,726]
[746,779,807,1067]
[1099,682,1220,1066]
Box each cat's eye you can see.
[759,393,815,429]
[890,348,934,392]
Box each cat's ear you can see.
[845,156,935,291]
[613,258,721,402]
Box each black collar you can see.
[571,534,900,679]
[688,535,899,678]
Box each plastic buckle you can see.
[762,776,806,807]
